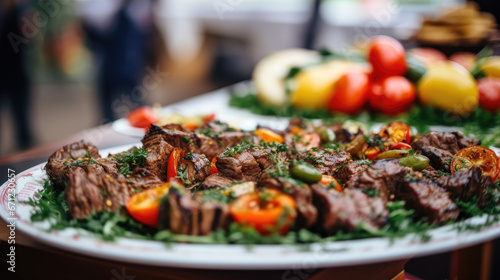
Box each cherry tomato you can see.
[229,189,296,235]
[451,146,499,181]
[167,148,184,182]
[368,36,407,77]
[328,72,370,114]
[378,121,412,144]
[319,175,343,192]
[369,76,416,115]
[203,113,216,124]
[126,183,170,227]
[408,48,447,65]
[255,128,284,143]
[127,106,159,128]
[477,77,500,113]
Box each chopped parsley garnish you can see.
[357,160,372,166]
[361,188,379,198]
[63,151,100,167]
[114,148,148,175]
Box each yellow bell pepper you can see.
[480,56,500,79]
[290,60,369,109]
[417,61,478,115]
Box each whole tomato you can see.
[368,36,407,77]
[328,72,370,114]
[369,76,416,115]
[477,77,500,113]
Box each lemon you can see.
[481,56,500,79]
[252,49,319,106]
[418,61,478,115]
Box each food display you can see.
[27,118,500,244]
[415,2,496,46]
[230,35,500,149]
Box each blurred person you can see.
[79,0,155,123]
[0,0,34,150]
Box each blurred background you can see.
[1,0,499,156]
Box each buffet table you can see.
[0,122,496,279]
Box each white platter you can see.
[1,144,500,269]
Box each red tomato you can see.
[451,146,499,181]
[369,76,416,115]
[229,189,296,235]
[368,36,407,77]
[127,106,159,128]
[408,48,447,65]
[328,72,370,114]
[449,52,476,71]
[477,77,500,113]
[126,183,170,227]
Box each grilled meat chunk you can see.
[125,168,164,193]
[66,166,129,218]
[216,152,260,181]
[141,133,174,181]
[311,186,388,234]
[158,187,230,235]
[197,173,237,190]
[397,178,459,225]
[420,146,453,173]
[48,140,101,161]
[178,153,212,184]
[411,131,480,154]
[436,165,484,205]
[45,140,101,189]
[347,159,411,201]
[144,124,248,161]
[335,161,371,186]
[298,148,352,176]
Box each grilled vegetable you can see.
[374,150,409,160]
[451,146,499,181]
[229,189,297,235]
[290,162,322,184]
[125,183,170,227]
[399,155,430,171]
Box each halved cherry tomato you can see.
[378,121,412,144]
[229,189,296,235]
[369,76,416,115]
[167,148,185,182]
[368,36,407,77]
[125,183,170,227]
[210,157,218,174]
[477,77,500,113]
[202,112,216,124]
[255,128,285,143]
[299,132,321,150]
[451,146,500,181]
[389,142,412,150]
[328,72,370,114]
[127,106,159,128]
[320,175,343,192]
